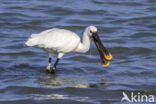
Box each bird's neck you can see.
[74,28,90,53]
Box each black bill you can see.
[92,32,112,67]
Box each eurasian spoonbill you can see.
[25,26,112,73]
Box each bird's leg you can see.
[51,53,64,73]
[46,57,52,72]
[52,58,60,71]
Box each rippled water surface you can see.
[0,0,156,104]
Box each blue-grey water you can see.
[0,0,156,104]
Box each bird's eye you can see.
[90,30,93,33]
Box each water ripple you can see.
[0,0,156,103]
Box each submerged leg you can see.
[51,53,64,73]
[53,58,60,70]
[50,58,59,74]
[46,57,52,72]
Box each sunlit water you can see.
[0,0,156,104]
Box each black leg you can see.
[53,58,60,69]
[49,57,52,63]
[46,57,52,72]
[49,58,60,74]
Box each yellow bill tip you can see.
[102,61,110,67]
[104,53,113,61]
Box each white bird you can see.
[25,26,112,73]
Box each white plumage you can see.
[25,28,81,54]
[25,26,112,73]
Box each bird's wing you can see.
[25,28,57,46]
[40,28,58,35]
[36,29,80,53]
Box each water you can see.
[0,0,156,104]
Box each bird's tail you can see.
[25,34,40,46]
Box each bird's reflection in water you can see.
[33,71,110,102]
[36,71,110,89]
[30,93,94,102]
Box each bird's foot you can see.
[50,67,57,73]
[46,68,56,74]
[50,69,55,74]
[46,69,50,73]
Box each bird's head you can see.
[88,26,97,39]
[89,26,98,34]
[88,26,113,67]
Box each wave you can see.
[110,46,154,55]
[130,32,156,38]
